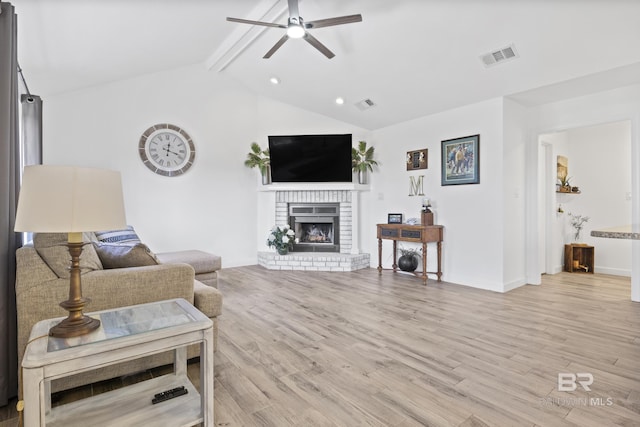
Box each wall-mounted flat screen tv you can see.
[268,134,352,183]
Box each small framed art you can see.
[406,149,428,171]
[387,213,403,224]
[441,134,480,186]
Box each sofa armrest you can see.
[16,263,195,366]
[193,280,222,318]
[81,263,195,309]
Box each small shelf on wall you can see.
[556,185,581,194]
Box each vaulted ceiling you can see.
[12,0,640,130]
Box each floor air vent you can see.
[480,44,519,67]
[355,98,376,111]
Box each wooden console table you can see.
[377,223,443,284]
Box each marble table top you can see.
[47,299,195,352]
[590,225,640,240]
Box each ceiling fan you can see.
[227,0,362,59]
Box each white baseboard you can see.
[504,278,527,292]
[593,266,631,277]
[551,265,563,274]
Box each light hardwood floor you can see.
[211,267,639,427]
[2,267,639,426]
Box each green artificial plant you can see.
[558,175,572,188]
[351,140,379,173]
[399,246,421,260]
[244,142,270,176]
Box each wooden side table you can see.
[22,298,214,427]
[377,223,443,284]
[564,244,594,273]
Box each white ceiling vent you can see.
[480,44,519,67]
[355,98,376,111]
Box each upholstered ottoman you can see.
[156,250,222,288]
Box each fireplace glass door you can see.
[289,203,339,252]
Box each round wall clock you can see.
[138,123,196,177]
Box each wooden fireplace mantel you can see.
[258,182,370,192]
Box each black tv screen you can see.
[268,134,352,183]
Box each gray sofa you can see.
[15,231,222,392]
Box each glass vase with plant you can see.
[568,212,589,242]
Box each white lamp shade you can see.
[14,165,127,233]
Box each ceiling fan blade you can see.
[226,17,286,29]
[304,14,362,29]
[287,0,300,19]
[303,33,335,59]
[264,34,290,59]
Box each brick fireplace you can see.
[258,185,370,271]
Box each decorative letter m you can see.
[409,176,424,196]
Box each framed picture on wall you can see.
[406,149,428,171]
[441,134,480,185]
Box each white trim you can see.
[630,114,640,301]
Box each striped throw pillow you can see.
[94,226,141,245]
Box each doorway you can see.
[538,120,632,278]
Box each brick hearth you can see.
[258,252,370,272]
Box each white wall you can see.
[370,98,510,292]
[43,64,365,267]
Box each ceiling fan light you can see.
[287,25,305,39]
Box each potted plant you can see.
[398,246,421,272]
[557,175,572,192]
[351,140,379,184]
[244,142,271,185]
[267,224,296,255]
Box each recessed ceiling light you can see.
[270,76,280,85]
[335,97,345,105]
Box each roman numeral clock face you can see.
[139,124,195,177]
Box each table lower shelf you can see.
[379,267,441,281]
[47,373,202,427]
